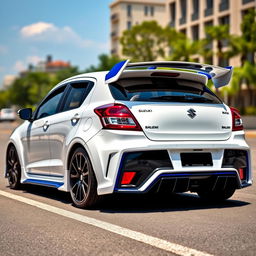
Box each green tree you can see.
[230,9,256,65]
[120,21,170,61]
[223,10,256,109]
[168,37,200,62]
[8,72,54,108]
[204,25,230,66]
[221,61,256,109]
[0,90,11,109]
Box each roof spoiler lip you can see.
[105,60,233,88]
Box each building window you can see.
[218,57,229,67]
[242,0,254,4]
[179,0,187,25]
[204,20,213,50]
[192,0,199,21]
[192,25,199,41]
[169,2,176,27]
[219,15,230,25]
[219,0,229,12]
[127,5,132,17]
[144,6,148,16]
[219,16,230,47]
[127,21,132,30]
[204,0,213,17]
[111,49,117,55]
[150,6,154,16]
[242,8,253,17]
[180,28,187,36]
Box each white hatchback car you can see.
[5,61,252,208]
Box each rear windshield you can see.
[109,78,222,104]
[2,109,14,114]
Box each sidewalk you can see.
[245,130,256,138]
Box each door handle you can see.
[43,121,50,131]
[71,113,80,124]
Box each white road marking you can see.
[0,190,213,256]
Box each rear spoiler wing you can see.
[105,60,233,88]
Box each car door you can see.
[47,80,94,177]
[21,86,66,175]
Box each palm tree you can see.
[168,38,200,62]
[204,25,231,66]
[229,9,256,65]
[221,62,256,109]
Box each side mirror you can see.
[18,108,33,121]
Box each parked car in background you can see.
[0,108,16,122]
[5,60,252,208]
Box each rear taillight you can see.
[230,107,243,131]
[94,104,142,131]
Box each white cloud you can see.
[20,22,108,50]
[21,22,55,37]
[0,45,8,55]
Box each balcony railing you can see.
[111,49,117,55]
[191,12,199,21]
[204,8,213,17]
[179,16,186,25]
[219,1,229,12]
[111,31,117,38]
[111,13,119,21]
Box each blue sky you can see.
[0,0,113,87]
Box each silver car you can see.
[0,108,16,122]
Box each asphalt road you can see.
[0,121,255,256]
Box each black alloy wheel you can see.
[69,147,99,208]
[7,146,21,189]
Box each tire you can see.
[69,147,100,208]
[197,188,236,202]
[6,145,21,189]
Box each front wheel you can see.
[197,188,236,202]
[6,145,21,189]
[69,147,100,208]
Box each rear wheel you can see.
[69,147,99,208]
[6,146,21,189]
[197,188,235,202]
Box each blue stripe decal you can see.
[147,66,157,70]
[24,179,64,188]
[225,66,233,70]
[105,60,127,82]
[198,71,212,79]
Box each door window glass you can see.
[62,82,89,111]
[36,87,65,119]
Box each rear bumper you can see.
[86,129,252,195]
[115,169,250,194]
